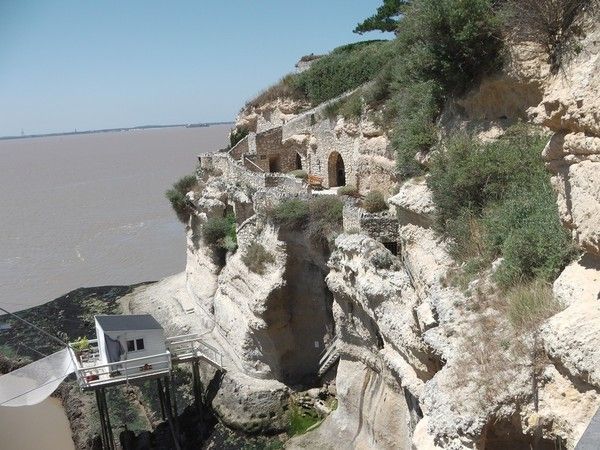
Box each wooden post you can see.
[100,389,115,450]
[192,360,203,411]
[162,377,181,450]
[157,378,166,421]
[95,390,109,450]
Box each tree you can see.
[353,0,410,34]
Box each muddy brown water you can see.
[0,125,229,448]
[0,398,75,449]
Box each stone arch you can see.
[328,151,346,187]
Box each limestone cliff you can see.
[128,10,600,448]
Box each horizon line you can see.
[0,121,235,141]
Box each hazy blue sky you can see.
[0,1,391,136]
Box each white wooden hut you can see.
[94,314,168,375]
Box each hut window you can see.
[135,338,145,350]
[127,338,145,352]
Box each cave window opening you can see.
[382,241,398,255]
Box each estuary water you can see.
[0,125,229,449]
[0,125,229,313]
[0,125,230,450]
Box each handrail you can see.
[242,154,265,173]
[75,351,171,372]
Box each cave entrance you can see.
[295,152,302,170]
[382,241,398,256]
[328,151,345,187]
[481,417,559,450]
[269,156,281,173]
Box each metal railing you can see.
[70,345,172,389]
[166,334,224,369]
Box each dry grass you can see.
[245,74,306,108]
[242,242,276,275]
[505,279,564,331]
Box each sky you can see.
[0,1,391,136]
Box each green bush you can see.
[391,81,440,177]
[292,40,396,105]
[230,127,249,148]
[166,174,198,223]
[428,126,576,286]
[308,196,344,244]
[269,199,310,229]
[338,92,363,119]
[337,185,359,197]
[288,169,308,180]
[268,196,343,247]
[363,190,387,213]
[371,0,504,175]
[506,279,563,330]
[242,242,276,275]
[202,214,237,250]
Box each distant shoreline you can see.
[0,121,234,141]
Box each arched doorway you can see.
[328,152,346,187]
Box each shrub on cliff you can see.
[166,174,198,223]
[242,242,276,275]
[308,196,344,245]
[229,127,248,148]
[363,190,387,213]
[337,185,359,197]
[269,199,310,229]
[428,125,576,286]
[288,169,308,180]
[202,214,237,250]
[506,279,563,330]
[268,196,344,246]
[292,40,396,105]
[358,0,504,176]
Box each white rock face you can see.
[531,19,600,257]
[288,359,413,450]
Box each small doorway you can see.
[295,153,302,170]
[269,156,281,173]
[328,152,346,187]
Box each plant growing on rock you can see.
[288,169,308,180]
[242,242,276,275]
[229,127,249,148]
[337,185,359,197]
[202,214,237,251]
[505,279,563,330]
[166,174,198,223]
[362,190,387,213]
[269,199,310,229]
[428,125,576,286]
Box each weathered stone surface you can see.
[531,19,600,256]
[288,359,413,450]
[211,371,290,434]
[390,178,436,227]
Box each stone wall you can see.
[255,127,300,173]
[342,204,399,244]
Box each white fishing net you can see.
[0,348,75,407]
